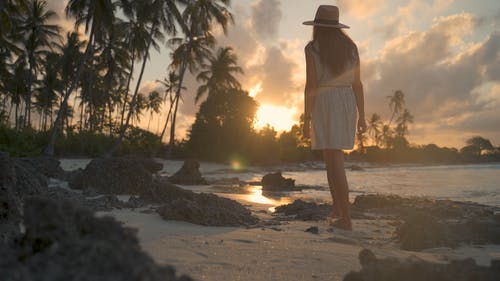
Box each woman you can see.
[303,5,366,230]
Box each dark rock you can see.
[15,156,65,179]
[140,180,195,204]
[353,194,497,220]
[305,226,319,234]
[124,155,163,174]
[46,187,126,212]
[168,159,208,185]
[69,157,162,194]
[353,194,500,250]
[274,199,331,221]
[0,197,192,281]
[396,212,454,251]
[157,192,258,227]
[0,152,21,242]
[61,168,83,183]
[343,249,500,281]
[358,249,377,267]
[13,159,48,198]
[261,172,296,191]
[139,179,258,227]
[126,196,147,209]
[347,164,364,171]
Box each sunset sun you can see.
[254,104,297,132]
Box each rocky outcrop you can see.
[168,159,208,185]
[353,194,500,250]
[274,199,331,220]
[157,192,258,227]
[0,197,192,281]
[261,172,297,191]
[344,249,500,281]
[69,157,163,194]
[140,180,258,227]
[0,152,21,242]
[15,156,65,178]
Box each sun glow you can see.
[248,82,262,97]
[254,104,297,131]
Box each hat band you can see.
[314,18,339,25]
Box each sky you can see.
[48,0,500,148]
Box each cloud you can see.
[362,13,500,145]
[46,0,76,34]
[250,0,282,40]
[337,0,384,20]
[373,0,458,39]
[254,46,298,105]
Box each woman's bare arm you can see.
[352,62,366,133]
[304,45,317,136]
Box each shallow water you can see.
[60,159,500,208]
[282,163,500,207]
[197,162,500,208]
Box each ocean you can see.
[283,163,500,207]
[60,159,500,208]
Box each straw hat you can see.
[303,5,349,29]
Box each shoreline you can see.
[97,200,500,281]
[3,154,499,281]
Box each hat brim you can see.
[302,20,350,29]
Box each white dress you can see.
[307,42,358,150]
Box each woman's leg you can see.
[325,149,352,230]
[323,150,341,218]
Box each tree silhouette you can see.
[195,46,243,103]
[387,90,405,126]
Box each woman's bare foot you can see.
[329,208,341,219]
[330,218,352,231]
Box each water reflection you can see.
[211,184,293,208]
[246,186,292,206]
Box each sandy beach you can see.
[74,158,500,281]
[100,205,500,281]
[3,155,499,281]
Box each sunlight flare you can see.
[254,104,297,131]
[248,82,262,97]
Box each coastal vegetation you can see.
[1,0,499,165]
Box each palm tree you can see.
[395,109,414,139]
[146,90,162,131]
[181,0,234,39]
[108,0,182,156]
[195,46,242,103]
[156,71,184,142]
[380,124,393,149]
[45,0,116,155]
[387,90,405,126]
[5,58,29,130]
[130,92,146,126]
[19,0,60,127]
[356,131,367,152]
[0,0,25,57]
[117,3,159,127]
[166,0,233,157]
[57,32,85,131]
[34,52,62,131]
[367,113,383,147]
[98,19,131,132]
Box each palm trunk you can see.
[26,55,35,128]
[14,102,19,131]
[45,24,95,156]
[159,95,174,142]
[120,49,136,127]
[168,45,190,158]
[107,26,155,157]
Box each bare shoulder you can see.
[304,41,314,53]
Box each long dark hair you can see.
[312,26,358,77]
